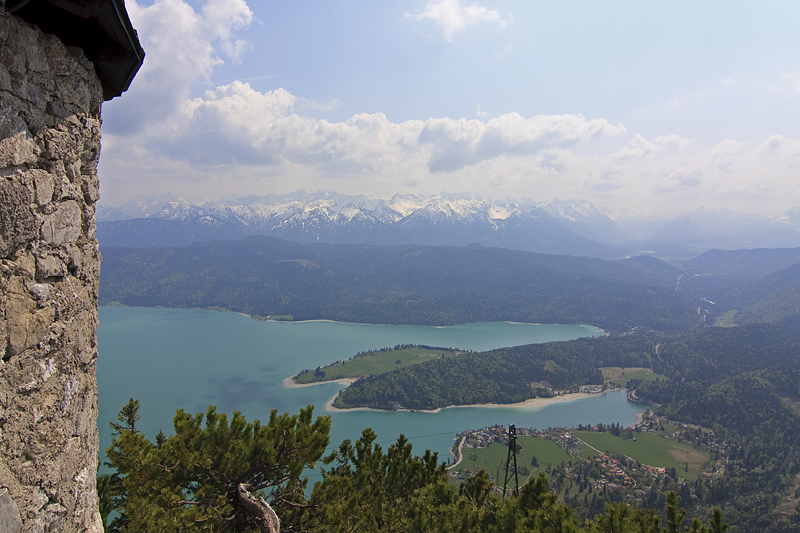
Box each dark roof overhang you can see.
[8,0,145,101]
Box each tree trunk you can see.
[237,484,281,533]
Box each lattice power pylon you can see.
[503,424,520,498]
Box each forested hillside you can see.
[674,247,800,328]
[328,324,800,530]
[333,324,800,410]
[707,262,800,327]
[99,236,700,331]
[630,325,800,530]
[680,247,800,293]
[334,335,654,410]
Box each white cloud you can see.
[101,101,800,216]
[103,0,253,135]
[654,135,690,151]
[610,134,688,161]
[755,135,800,161]
[297,97,341,113]
[419,112,626,172]
[406,0,511,42]
[200,0,253,59]
[155,82,625,174]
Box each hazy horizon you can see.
[99,1,800,218]
[100,188,800,222]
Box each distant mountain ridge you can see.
[99,235,701,332]
[97,191,800,259]
[97,191,629,258]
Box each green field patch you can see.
[268,315,294,321]
[294,345,459,384]
[714,310,737,327]
[574,431,709,478]
[600,367,667,387]
[452,436,571,486]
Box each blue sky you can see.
[99,0,800,217]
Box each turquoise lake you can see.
[97,307,645,475]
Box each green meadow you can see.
[600,367,668,387]
[453,436,572,485]
[574,431,709,478]
[294,346,455,384]
[714,310,737,327]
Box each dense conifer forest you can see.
[99,237,701,332]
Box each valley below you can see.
[96,228,800,530]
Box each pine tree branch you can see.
[237,483,281,533]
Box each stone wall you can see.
[0,11,104,533]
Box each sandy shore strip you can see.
[284,374,606,413]
[324,391,601,413]
[283,376,358,389]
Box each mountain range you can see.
[96,191,800,259]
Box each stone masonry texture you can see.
[0,10,104,533]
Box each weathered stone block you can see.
[17,21,49,74]
[0,488,23,533]
[32,169,54,205]
[0,15,9,41]
[43,128,77,160]
[35,255,66,279]
[40,200,81,245]
[0,315,8,360]
[0,35,25,74]
[0,131,38,167]
[0,63,11,92]
[0,179,36,258]
[6,299,54,358]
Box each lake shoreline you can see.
[283,376,357,388]
[271,316,605,334]
[324,391,604,414]
[284,375,610,414]
[101,305,606,334]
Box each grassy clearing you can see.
[574,432,709,478]
[268,315,294,321]
[600,367,668,387]
[294,346,456,384]
[714,310,737,327]
[453,436,571,485]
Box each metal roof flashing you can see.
[7,0,144,101]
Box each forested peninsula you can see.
[331,324,800,409]
[323,324,800,529]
